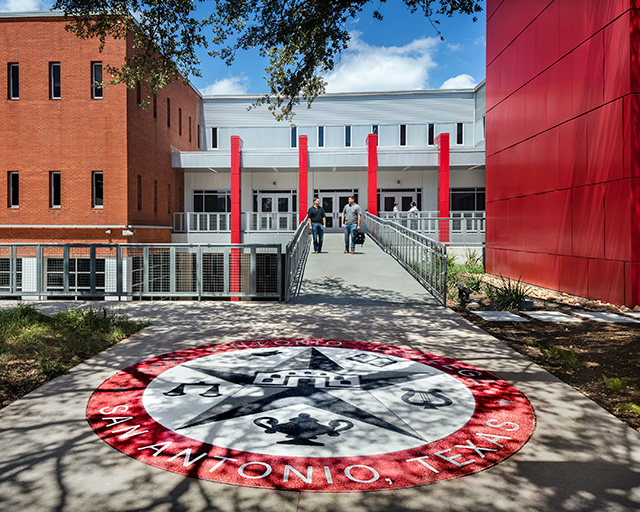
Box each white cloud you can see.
[324,32,440,93]
[0,0,48,11]
[199,76,249,95]
[440,74,477,90]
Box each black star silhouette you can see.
[176,347,435,440]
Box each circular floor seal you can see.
[87,339,536,492]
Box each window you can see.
[450,187,485,211]
[193,190,230,212]
[8,172,19,207]
[318,126,324,148]
[167,98,171,127]
[428,123,435,146]
[345,125,351,147]
[179,108,182,136]
[92,172,103,208]
[8,63,19,99]
[372,125,378,135]
[400,124,407,146]
[482,116,486,140]
[137,175,142,210]
[153,95,157,118]
[456,122,464,145]
[168,184,171,213]
[189,116,192,142]
[211,127,218,149]
[153,180,158,213]
[49,62,61,99]
[291,126,297,148]
[50,172,61,208]
[91,62,103,99]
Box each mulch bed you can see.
[452,285,640,432]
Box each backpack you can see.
[353,229,365,245]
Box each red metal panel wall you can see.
[486,0,640,306]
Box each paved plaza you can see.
[0,234,639,511]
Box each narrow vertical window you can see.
[482,116,486,140]
[92,172,103,208]
[318,126,324,148]
[153,180,158,213]
[211,127,217,149]
[8,63,19,99]
[8,172,19,207]
[345,125,351,147]
[91,62,103,99]
[372,125,378,135]
[168,184,171,214]
[167,98,171,127]
[136,82,141,105]
[189,116,192,142]
[291,126,297,148]
[457,122,464,145]
[400,124,407,146]
[428,123,435,146]
[137,175,142,210]
[153,94,157,118]
[50,172,61,208]
[49,62,61,99]
[197,125,201,148]
[179,108,182,136]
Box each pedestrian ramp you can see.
[294,233,441,306]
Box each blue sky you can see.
[2,0,486,95]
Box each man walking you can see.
[341,196,361,254]
[307,197,326,253]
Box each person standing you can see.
[307,197,327,253]
[341,196,361,254]
[392,202,399,218]
[408,201,419,230]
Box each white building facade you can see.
[172,83,486,244]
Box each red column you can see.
[367,133,378,215]
[230,136,243,300]
[298,135,308,223]
[435,133,450,243]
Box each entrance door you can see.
[316,190,358,233]
[255,192,295,231]
[379,190,419,216]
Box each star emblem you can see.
[176,347,435,440]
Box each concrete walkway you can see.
[0,239,639,511]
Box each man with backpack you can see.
[341,196,361,254]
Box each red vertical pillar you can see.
[230,136,243,300]
[367,133,378,215]
[298,135,308,223]
[435,133,450,243]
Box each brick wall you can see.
[0,15,202,245]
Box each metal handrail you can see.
[284,217,311,302]
[365,213,447,305]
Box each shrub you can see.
[603,375,627,394]
[485,274,531,311]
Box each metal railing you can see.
[173,212,231,233]
[283,217,311,302]
[0,243,282,300]
[173,212,299,233]
[379,211,485,246]
[365,213,447,305]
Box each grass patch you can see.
[485,274,531,311]
[617,403,640,416]
[0,304,148,408]
[604,375,627,394]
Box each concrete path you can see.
[296,233,439,306]
[0,240,639,511]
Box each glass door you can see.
[255,192,294,231]
[316,190,358,233]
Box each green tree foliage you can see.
[53,0,482,118]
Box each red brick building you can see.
[1,12,201,244]
[485,0,640,307]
